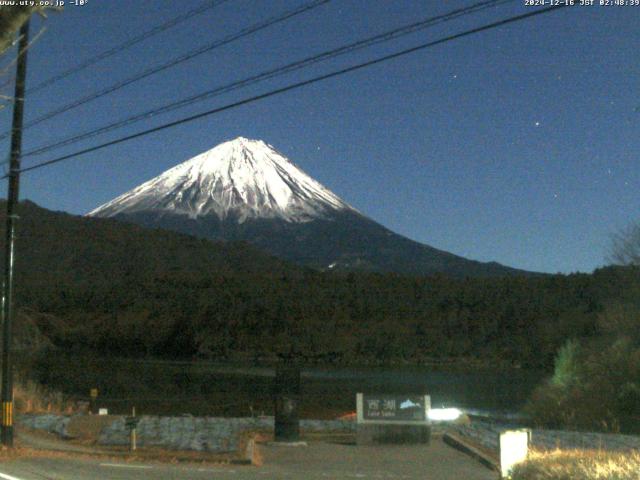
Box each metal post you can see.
[90,387,98,414]
[273,364,301,442]
[130,407,137,451]
[1,20,30,448]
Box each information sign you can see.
[356,393,430,425]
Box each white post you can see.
[499,429,530,478]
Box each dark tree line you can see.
[4,201,640,370]
[19,263,640,369]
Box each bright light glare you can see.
[427,408,462,421]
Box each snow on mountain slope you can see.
[88,137,355,223]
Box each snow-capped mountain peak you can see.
[88,137,355,223]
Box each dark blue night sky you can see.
[0,0,638,274]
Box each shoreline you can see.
[20,350,543,372]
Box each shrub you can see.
[525,336,640,433]
[550,339,581,389]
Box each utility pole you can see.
[1,19,30,447]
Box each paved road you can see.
[258,439,497,479]
[0,438,497,479]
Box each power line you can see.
[12,5,568,178]
[0,26,47,93]
[26,0,231,95]
[22,0,514,159]
[0,31,40,79]
[0,0,331,142]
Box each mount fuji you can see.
[89,137,528,277]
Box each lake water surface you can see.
[31,354,545,420]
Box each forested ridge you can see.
[4,201,639,370]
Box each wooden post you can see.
[1,19,30,448]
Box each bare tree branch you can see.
[0,5,60,56]
[0,6,34,54]
[609,223,640,266]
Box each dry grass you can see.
[14,379,73,414]
[510,448,640,480]
[12,426,249,465]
